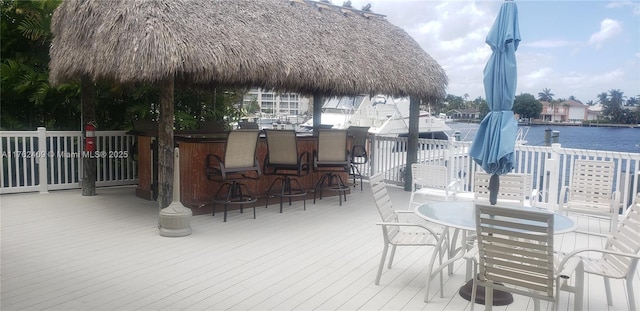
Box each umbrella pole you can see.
[489,174,499,205]
[459,173,514,306]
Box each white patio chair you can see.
[474,171,537,206]
[559,194,640,311]
[457,171,538,207]
[558,159,620,233]
[457,172,540,288]
[470,203,584,311]
[409,163,461,207]
[369,173,448,296]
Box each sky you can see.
[346,0,640,104]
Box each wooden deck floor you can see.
[1,184,637,311]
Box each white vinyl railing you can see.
[354,135,640,214]
[1,127,137,194]
[2,129,638,214]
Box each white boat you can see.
[516,126,529,145]
[300,95,451,139]
[238,115,300,130]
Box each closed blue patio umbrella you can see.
[469,0,520,205]
[461,3,522,305]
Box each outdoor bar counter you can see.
[132,131,350,215]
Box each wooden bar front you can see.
[134,136,154,200]
[134,133,350,215]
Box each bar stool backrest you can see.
[224,130,260,170]
[317,129,348,163]
[347,126,369,158]
[264,130,298,166]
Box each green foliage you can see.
[601,89,626,123]
[629,109,640,125]
[2,0,636,130]
[1,0,247,131]
[244,98,261,115]
[444,94,465,112]
[428,97,446,114]
[1,0,80,130]
[474,97,489,119]
[513,93,542,119]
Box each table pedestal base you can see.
[459,277,514,306]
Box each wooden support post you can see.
[157,77,175,208]
[81,75,96,196]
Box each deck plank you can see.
[1,185,637,311]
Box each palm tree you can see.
[537,88,555,121]
[597,92,608,104]
[609,89,626,105]
[1,0,69,129]
[562,102,571,121]
[537,88,554,102]
[604,89,626,123]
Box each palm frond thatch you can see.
[49,0,447,99]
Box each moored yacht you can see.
[300,95,451,139]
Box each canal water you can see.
[449,123,640,153]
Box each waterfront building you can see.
[450,109,480,121]
[242,88,310,119]
[540,99,596,123]
[587,103,604,121]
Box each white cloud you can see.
[525,40,579,49]
[552,69,628,99]
[606,0,640,16]
[525,67,553,81]
[588,19,623,49]
[346,0,638,102]
[596,69,626,82]
[381,0,498,99]
[417,20,441,36]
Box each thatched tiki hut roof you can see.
[49,0,448,207]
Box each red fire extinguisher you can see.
[85,122,96,152]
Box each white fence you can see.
[1,127,137,194]
[2,129,638,214]
[353,135,640,214]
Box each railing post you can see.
[545,143,562,211]
[370,134,377,176]
[446,136,456,183]
[36,127,49,194]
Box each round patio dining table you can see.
[417,201,576,233]
[415,200,576,305]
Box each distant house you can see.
[451,109,480,120]
[539,100,594,123]
[587,103,603,121]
